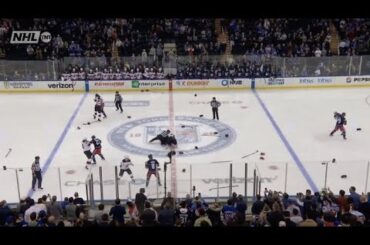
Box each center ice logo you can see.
[107,116,236,157]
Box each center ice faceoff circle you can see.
[108,116,236,157]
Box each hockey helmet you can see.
[148,154,153,158]
[91,135,96,139]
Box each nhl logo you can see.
[346,77,352,83]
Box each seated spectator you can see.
[139,201,157,226]
[252,195,264,215]
[47,195,62,222]
[94,204,105,225]
[222,199,237,225]
[207,201,223,227]
[158,203,175,226]
[0,200,12,226]
[65,197,77,222]
[175,201,192,227]
[290,208,303,225]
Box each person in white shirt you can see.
[118,155,135,183]
[24,198,46,224]
[314,47,322,57]
[290,208,303,225]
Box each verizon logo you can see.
[10,31,52,44]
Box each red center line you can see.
[168,80,177,198]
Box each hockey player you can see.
[330,112,347,140]
[118,155,135,183]
[166,133,178,148]
[82,138,95,169]
[91,135,105,160]
[145,154,161,187]
[114,91,123,113]
[149,129,170,145]
[94,94,107,120]
[93,94,103,121]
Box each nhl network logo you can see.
[10,31,52,44]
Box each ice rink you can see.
[1,88,370,203]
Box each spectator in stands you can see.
[24,199,41,224]
[266,201,284,227]
[47,195,62,222]
[290,208,303,225]
[282,211,296,227]
[46,216,57,227]
[251,194,264,215]
[298,211,318,227]
[126,200,139,224]
[65,197,77,222]
[235,195,247,224]
[222,199,237,225]
[94,204,105,225]
[349,186,361,210]
[140,201,157,226]
[207,201,223,227]
[194,208,212,227]
[73,192,85,206]
[161,192,176,210]
[0,200,12,226]
[28,212,38,227]
[135,188,147,216]
[158,203,175,226]
[109,198,126,226]
[99,213,110,227]
[230,192,238,206]
[175,201,192,227]
[359,194,370,224]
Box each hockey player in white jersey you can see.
[82,138,95,169]
[118,155,135,183]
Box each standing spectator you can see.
[251,195,264,215]
[158,203,175,226]
[358,195,370,224]
[141,49,147,64]
[161,192,176,210]
[235,195,247,224]
[206,201,223,227]
[65,197,77,222]
[210,97,221,120]
[175,201,192,227]
[26,45,34,59]
[24,199,37,224]
[230,192,238,206]
[109,199,126,226]
[94,204,105,225]
[0,200,12,226]
[135,188,147,216]
[314,47,322,57]
[99,213,110,227]
[126,200,139,224]
[349,186,361,210]
[194,208,212,227]
[337,190,350,214]
[156,44,163,64]
[149,46,156,62]
[140,201,157,226]
[114,91,123,113]
[47,195,62,222]
[73,192,85,206]
[31,156,43,191]
[222,199,237,225]
[282,211,297,227]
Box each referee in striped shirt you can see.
[31,156,43,191]
[149,129,170,145]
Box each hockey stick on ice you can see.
[241,150,259,159]
[4,148,12,158]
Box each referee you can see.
[114,91,123,113]
[31,156,43,191]
[210,97,221,120]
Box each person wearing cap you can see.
[145,154,161,187]
[118,155,135,183]
[31,156,43,191]
[114,91,123,113]
[210,97,221,120]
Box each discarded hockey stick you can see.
[5,148,12,158]
[241,150,259,159]
[83,120,101,125]
[211,160,233,164]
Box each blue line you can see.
[27,93,89,197]
[252,89,319,192]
